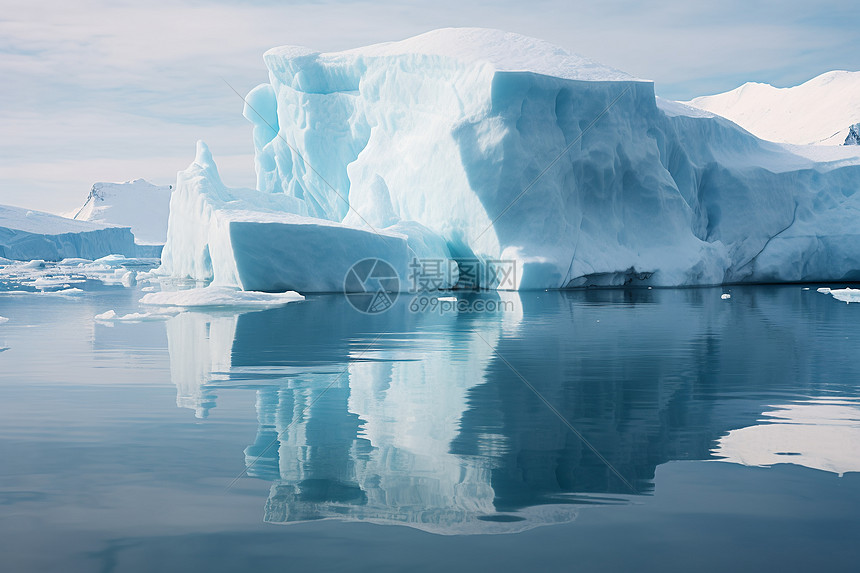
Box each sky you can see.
[2,0,859,214]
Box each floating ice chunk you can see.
[93,254,131,267]
[22,260,46,269]
[28,276,85,288]
[95,309,174,322]
[140,286,304,309]
[59,258,92,266]
[0,316,8,324]
[141,286,156,292]
[437,296,458,302]
[121,271,137,287]
[817,287,860,303]
[720,293,731,300]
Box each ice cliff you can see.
[0,204,136,261]
[160,28,860,291]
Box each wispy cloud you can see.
[1,0,858,212]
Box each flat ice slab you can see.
[140,286,304,308]
[0,204,136,261]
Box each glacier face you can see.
[0,204,136,261]
[161,28,860,291]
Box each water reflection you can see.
[161,287,860,533]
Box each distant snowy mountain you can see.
[685,71,860,145]
[0,204,135,261]
[72,179,172,245]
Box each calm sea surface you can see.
[1,284,859,572]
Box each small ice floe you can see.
[21,259,46,269]
[802,287,810,291]
[436,296,457,302]
[51,288,84,296]
[139,286,304,309]
[94,309,174,322]
[141,286,156,292]
[720,293,731,300]
[26,276,85,290]
[0,316,8,324]
[818,287,860,304]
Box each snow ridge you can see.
[686,70,860,145]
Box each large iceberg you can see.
[0,204,136,261]
[160,28,860,291]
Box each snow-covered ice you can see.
[686,71,860,145]
[0,316,8,324]
[158,28,860,291]
[720,293,731,300]
[0,204,136,261]
[71,179,172,245]
[140,286,304,308]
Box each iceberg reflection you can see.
[162,288,860,533]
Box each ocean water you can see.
[1,284,859,572]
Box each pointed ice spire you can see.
[193,140,224,186]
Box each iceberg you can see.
[71,179,173,257]
[159,28,860,291]
[0,204,136,261]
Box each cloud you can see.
[1,0,858,212]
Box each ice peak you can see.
[194,140,215,169]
